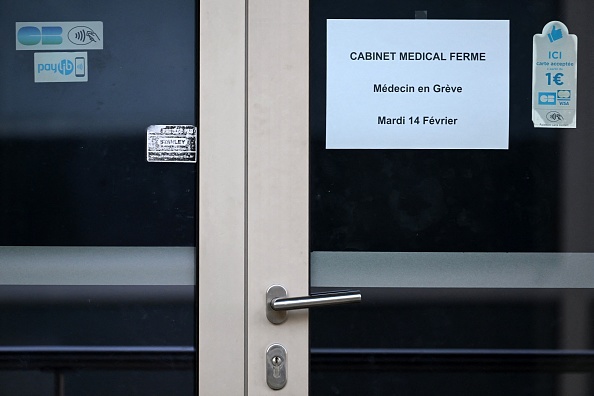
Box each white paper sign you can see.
[326,19,510,149]
[532,21,577,128]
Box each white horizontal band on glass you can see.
[6,248,594,288]
[0,247,195,285]
[311,252,594,288]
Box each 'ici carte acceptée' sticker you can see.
[532,21,577,128]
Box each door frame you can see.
[199,0,309,394]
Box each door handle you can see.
[266,285,361,324]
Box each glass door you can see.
[0,1,196,394]
[309,0,594,395]
[200,0,594,394]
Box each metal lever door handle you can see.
[271,290,362,310]
[266,285,361,324]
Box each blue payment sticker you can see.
[532,21,577,128]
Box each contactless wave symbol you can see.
[67,26,100,45]
[546,111,564,122]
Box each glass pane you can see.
[0,0,196,394]
[310,0,594,394]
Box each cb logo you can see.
[18,26,62,45]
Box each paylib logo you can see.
[34,52,87,83]
[37,58,74,75]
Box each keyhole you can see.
[271,356,283,378]
[266,344,287,390]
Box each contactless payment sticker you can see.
[533,21,577,128]
[34,52,88,83]
[16,22,103,50]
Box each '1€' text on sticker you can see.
[532,21,577,128]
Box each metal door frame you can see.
[199,0,309,393]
